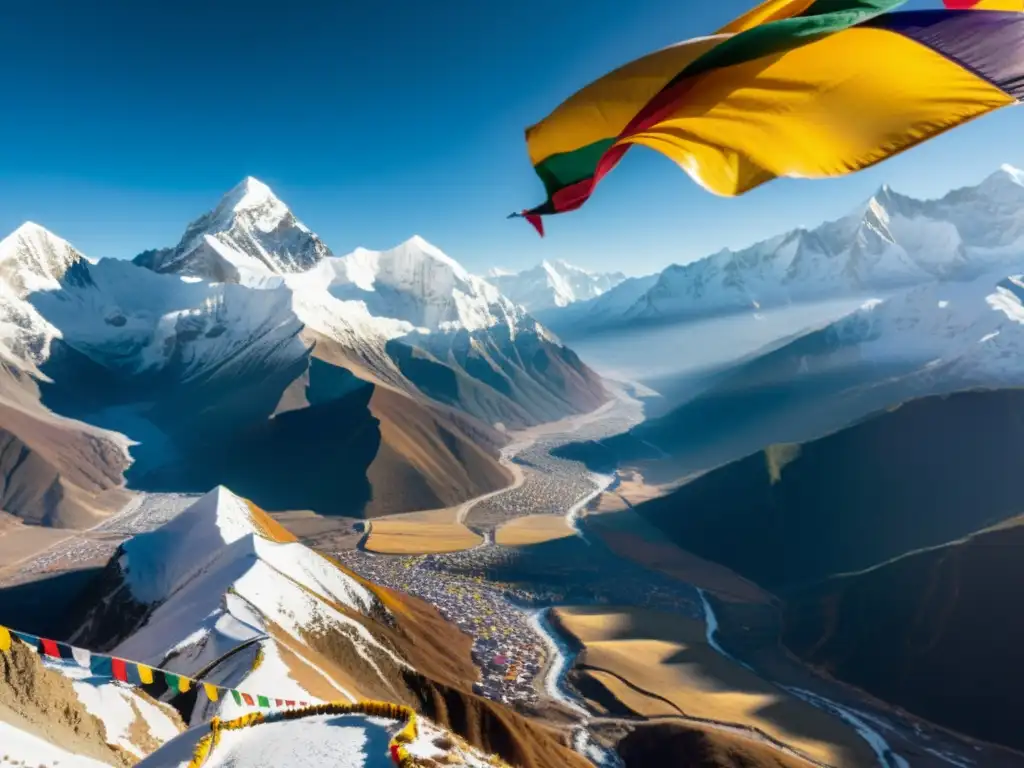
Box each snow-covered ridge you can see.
[326,235,528,333]
[120,485,375,611]
[553,164,1024,331]
[105,486,407,720]
[120,177,537,336]
[486,259,626,312]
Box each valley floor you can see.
[2,384,1022,768]
[331,384,1024,768]
[0,493,200,590]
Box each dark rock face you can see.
[783,520,1024,751]
[631,388,1024,590]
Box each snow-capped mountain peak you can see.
[486,258,627,312]
[0,221,88,296]
[134,178,331,283]
[222,176,283,214]
[329,236,525,332]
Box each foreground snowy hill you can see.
[0,179,607,523]
[485,260,625,313]
[138,710,504,768]
[60,486,589,768]
[72,486,421,714]
[0,636,184,767]
[549,165,1024,334]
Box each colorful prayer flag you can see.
[40,638,60,659]
[516,0,1024,234]
[90,655,113,678]
[163,671,190,693]
[232,689,243,705]
[137,664,154,685]
[241,693,255,706]
[944,1,1024,8]
[0,626,10,653]
[112,658,129,683]
[205,683,220,702]
[71,647,91,668]
[257,695,270,708]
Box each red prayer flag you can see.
[111,659,129,684]
[40,638,60,658]
[241,692,255,706]
[111,658,128,682]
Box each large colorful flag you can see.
[515,0,1024,235]
[944,1,1024,8]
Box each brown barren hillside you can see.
[0,638,133,766]
[783,517,1024,753]
[551,607,873,767]
[165,335,512,519]
[0,364,131,530]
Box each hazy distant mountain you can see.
[560,262,1024,484]
[547,164,1024,334]
[0,178,607,524]
[485,259,626,313]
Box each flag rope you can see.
[1,622,421,766]
[187,701,420,768]
[3,621,306,709]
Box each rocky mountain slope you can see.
[547,164,1024,333]
[0,179,607,524]
[485,260,625,313]
[63,486,589,768]
[783,516,1024,753]
[627,388,1024,591]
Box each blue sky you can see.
[2,0,1023,276]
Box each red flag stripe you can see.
[40,638,60,658]
[111,658,129,682]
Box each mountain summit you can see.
[487,259,626,312]
[134,177,332,282]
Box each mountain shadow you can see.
[630,388,1024,591]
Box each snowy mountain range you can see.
[545,165,1024,335]
[0,179,607,526]
[485,260,625,313]
[568,261,1024,485]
